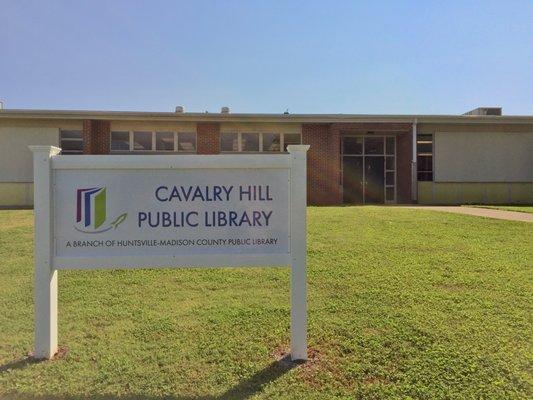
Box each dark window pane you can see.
[60,130,83,153]
[178,132,196,152]
[242,133,259,151]
[417,172,433,181]
[262,133,280,152]
[283,134,301,151]
[221,133,238,151]
[133,131,152,151]
[61,141,83,152]
[365,137,384,155]
[386,137,395,155]
[386,171,395,185]
[385,156,395,170]
[111,131,130,151]
[417,155,433,171]
[342,137,362,155]
[61,130,82,140]
[156,132,174,151]
[417,134,433,142]
[386,187,395,201]
[417,142,433,154]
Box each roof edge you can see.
[1,109,533,124]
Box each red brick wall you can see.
[197,123,220,154]
[83,120,110,154]
[302,124,342,205]
[396,131,413,203]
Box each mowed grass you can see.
[0,207,532,399]
[471,205,533,214]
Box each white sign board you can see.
[30,145,309,362]
[54,169,289,259]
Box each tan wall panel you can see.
[220,122,301,134]
[0,126,59,182]
[433,183,461,204]
[510,184,533,203]
[0,119,82,130]
[485,183,511,204]
[418,183,533,205]
[434,131,533,182]
[0,182,34,206]
[110,121,197,132]
[461,184,486,204]
[417,182,433,204]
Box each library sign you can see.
[30,145,309,362]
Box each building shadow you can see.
[0,354,301,400]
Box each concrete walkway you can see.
[406,206,533,222]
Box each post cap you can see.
[29,145,62,155]
[287,144,310,153]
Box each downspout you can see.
[411,118,418,203]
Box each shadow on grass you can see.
[0,355,300,400]
[0,356,42,373]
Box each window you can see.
[343,137,363,155]
[364,137,384,155]
[221,133,301,153]
[386,137,395,155]
[178,132,196,151]
[133,131,152,151]
[60,130,83,154]
[156,132,174,151]
[111,131,130,151]
[221,133,239,152]
[110,131,196,152]
[241,133,259,152]
[283,133,301,151]
[417,134,433,181]
[262,133,280,152]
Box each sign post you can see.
[30,145,61,359]
[30,144,309,361]
[288,146,308,361]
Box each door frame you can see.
[340,135,397,204]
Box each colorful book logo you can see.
[75,187,126,233]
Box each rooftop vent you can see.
[221,106,230,114]
[175,106,184,113]
[463,107,502,116]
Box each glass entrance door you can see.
[365,156,385,203]
[342,157,364,203]
[341,135,396,204]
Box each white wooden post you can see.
[30,145,61,359]
[288,144,310,361]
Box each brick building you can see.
[0,107,532,206]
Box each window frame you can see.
[416,133,434,182]
[133,131,154,151]
[220,132,301,153]
[110,130,197,153]
[262,132,282,152]
[340,135,397,204]
[59,130,83,154]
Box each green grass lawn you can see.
[470,205,533,214]
[1,207,532,399]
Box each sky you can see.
[1,0,532,115]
